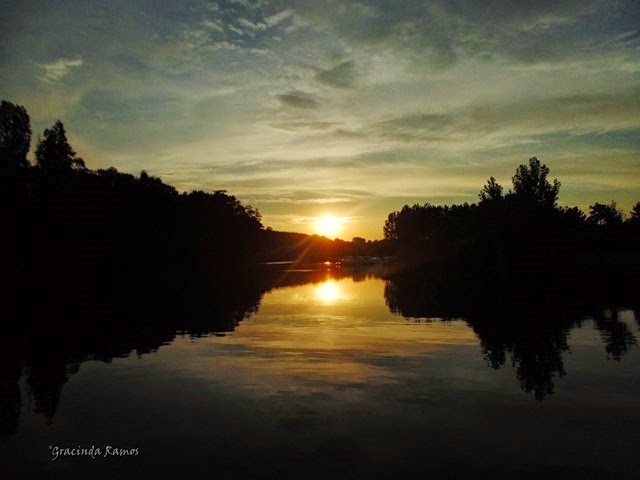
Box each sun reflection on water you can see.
[315,280,355,303]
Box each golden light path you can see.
[167,276,479,395]
[315,280,354,303]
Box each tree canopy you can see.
[0,100,31,174]
[479,176,503,203]
[35,120,85,174]
[588,201,624,227]
[512,157,560,208]
[630,202,640,226]
[384,157,563,242]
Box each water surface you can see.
[2,268,639,478]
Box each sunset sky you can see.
[2,0,639,239]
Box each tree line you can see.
[1,100,271,319]
[1,100,388,313]
[3,97,639,298]
[384,157,639,243]
[382,156,640,302]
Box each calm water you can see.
[2,266,640,478]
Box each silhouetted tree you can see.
[588,201,624,227]
[479,176,503,202]
[383,211,399,240]
[511,157,560,208]
[351,236,366,255]
[383,203,442,242]
[559,206,586,223]
[629,201,640,227]
[35,120,85,174]
[0,100,31,176]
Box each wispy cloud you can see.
[277,91,319,109]
[316,60,357,88]
[39,57,83,83]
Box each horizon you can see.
[2,1,639,240]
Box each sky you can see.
[1,0,639,239]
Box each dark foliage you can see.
[2,103,272,333]
[383,157,640,287]
[511,156,560,208]
[630,201,640,225]
[588,201,624,227]
[0,100,31,175]
[35,120,86,174]
[479,176,503,202]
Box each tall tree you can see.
[479,176,503,203]
[383,211,399,240]
[512,157,560,208]
[0,100,31,175]
[35,120,85,174]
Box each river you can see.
[2,264,639,478]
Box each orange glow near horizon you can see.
[314,215,347,238]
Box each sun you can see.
[315,215,342,237]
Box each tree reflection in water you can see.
[1,263,638,437]
[384,272,639,401]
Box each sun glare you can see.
[314,280,355,304]
[316,281,341,303]
[315,215,343,237]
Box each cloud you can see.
[374,87,640,145]
[376,114,456,142]
[246,188,368,205]
[264,10,293,28]
[275,0,639,67]
[39,57,83,82]
[277,91,319,109]
[268,121,336,132]
[201,19,224,32]
[289,214,359,225]
[238,17,267,32]
[174,2,298,62]
[254,196,355,205]
[316,60,357,88]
